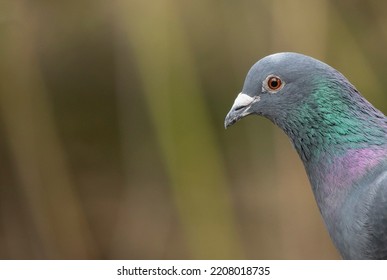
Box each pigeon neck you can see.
[306,146,387,200]
[305,146,387,248]
[275,77,387,211]
[278,78,387,164]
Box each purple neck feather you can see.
[326,148,387,188]
[306,146,387,212]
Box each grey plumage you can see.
[225,52,387,259]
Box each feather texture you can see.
[225,52,387,259]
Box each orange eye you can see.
[267,76,282,90]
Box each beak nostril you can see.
[234,105,245,112]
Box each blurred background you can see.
[0,0,386,259]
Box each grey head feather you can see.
[225,52,387,259]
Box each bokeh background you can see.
[0,0,386,259]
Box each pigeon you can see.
[225,52,387,259]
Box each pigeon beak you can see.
[224,92,260,129]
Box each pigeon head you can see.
[225,52,387,260]
[225,52,334,128]
[225,52,387,162]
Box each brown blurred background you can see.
[0,0,386,259]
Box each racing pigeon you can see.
[225,52,387,259]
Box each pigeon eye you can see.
[262,75,285,93]
[267,76,282,91]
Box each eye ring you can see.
[263,75,284,93]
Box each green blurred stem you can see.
[115,0,242,259]
[0,1,96,258]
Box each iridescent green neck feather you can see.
[279,77,387,163]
